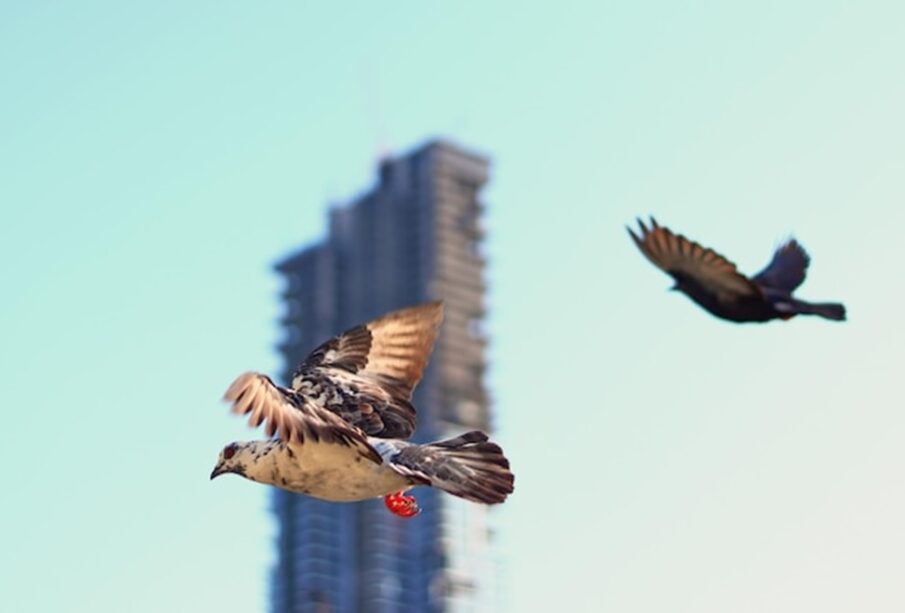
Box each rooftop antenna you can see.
[359,60,392,165]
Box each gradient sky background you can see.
[2,2,903,611]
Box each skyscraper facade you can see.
[271,140,498,613]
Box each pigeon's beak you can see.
[210,462,226,480]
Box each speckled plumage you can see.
[290,302,444,439]
[212,302,515,507]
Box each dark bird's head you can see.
[210,442,252,480]
[669,273,692,293]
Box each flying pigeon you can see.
[628,218,846,323]
[211,302,514,518]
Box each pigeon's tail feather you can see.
[390,431,514,504]
[793,300,847,321]
[423,432,515,504]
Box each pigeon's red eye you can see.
[223,445,236,460]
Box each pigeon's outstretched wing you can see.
[752,239,810,293]
[224,372,381,464]
[291,302,444,439]
[627,217,761,301]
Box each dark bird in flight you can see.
[628,218,846,323]
[211,302,514,518]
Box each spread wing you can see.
[628,217,761,301]
[752,239,810,293]
[223,372,381,464]
[291,302,444,439]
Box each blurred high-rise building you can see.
[271,140,498,613]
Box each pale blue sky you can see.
[1,2,903,611]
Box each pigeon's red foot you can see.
[384,491,420,518]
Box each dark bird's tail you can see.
[390,431,514,504]
[792,299,847,321]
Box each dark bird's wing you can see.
[752,239,810,293]
[627,217,761,301]
[291,302,444,439]
[223,372,381,463]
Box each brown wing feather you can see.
[223,372,381,464]
[290,302,444,439]
[300,301,443,391]
[628,217,761,300]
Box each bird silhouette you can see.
[628,217,846,323]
